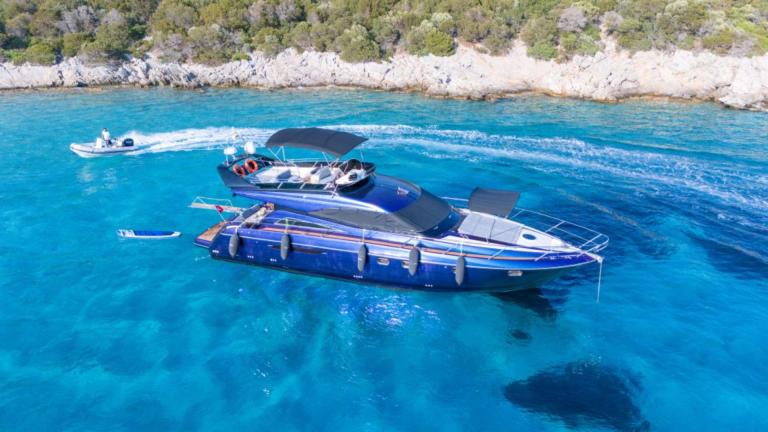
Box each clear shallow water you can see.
[0,88,766,431]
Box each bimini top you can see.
[468,187,521,218]
[265,127,368,157]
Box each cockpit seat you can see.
[275,169,294,182]
[310,166,333,183]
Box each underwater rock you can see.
[504,361,650,431]
[510,329,532,344]
[689,233,768,280]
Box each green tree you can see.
[252,27,285,56]
[288,21,312,52]
[407,20,454,56]
[337,23,381,62]
[62,31,93,57]
[188,24,237,64]
[21,40,57,64]
[91,21,132,59]
[521,16,558,59]
[151,0,197,34]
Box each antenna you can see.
[223,146,237,163]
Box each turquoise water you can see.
[0,88,766,431]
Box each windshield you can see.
[310,188,459,235]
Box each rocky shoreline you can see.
[2,41,767,111]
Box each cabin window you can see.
[275,218,332,231]
[376,257,390,266]
[401,261,410,269]
[522,233,537,241]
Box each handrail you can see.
[189,196,245,214]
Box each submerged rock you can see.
[509,329,532,344]
[504,361,650,431]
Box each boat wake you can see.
[70,127,275,155]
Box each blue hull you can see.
[197,223,592,293]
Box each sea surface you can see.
[0,88,766,431]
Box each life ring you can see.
[244,158,259,173]
[233,164,247,177]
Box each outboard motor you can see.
[122,138,134,147]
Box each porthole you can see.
[376,257,390,266]
[522,233,537,241]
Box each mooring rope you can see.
[596,257,604,303]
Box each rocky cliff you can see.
[2,41,767,111]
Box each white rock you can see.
[1,43,768,110]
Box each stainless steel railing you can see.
[442,196,609,256]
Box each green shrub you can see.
[288,21,313,52]
[667,0,707,35]
[593,0,618,13]
[371,14,401,56]
[702,29,736,54]
[457,7,491,42]
[483,33,510,55]
[407,20,454,56]
[252,27,285,56]
[151,0,198,34]
[1,49,24,63]
[528,40,557,60]
[130,38,152,58]
[337,24,381,62]
[189,24,237,63]
[231,51,250,61]
[616,17,652,51]
[560,32,599,58]
[62,32,93,57]
[483,17,513,55]
[424,28,455,56]
[150,32,191,62]
[4,13,32,49]
[430,12,454,35]
[20,41,57,65]
[560,23,600,59]
[521,16,559,58]
[199,0,250,32]
[92,23,133,60]
[309,22,338,52]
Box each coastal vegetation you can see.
[1,0,768,65]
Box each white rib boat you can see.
[70,137,139,158]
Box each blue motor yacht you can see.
[194,128,608,292]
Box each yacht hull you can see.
[196,223,592,293]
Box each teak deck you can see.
[196,220,228,243]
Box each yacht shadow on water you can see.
[491,288,565,321]
[503,361,650,432]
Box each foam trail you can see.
[69,124,768,218]
[71,127,276,155]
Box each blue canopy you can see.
[265,128,367,157]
